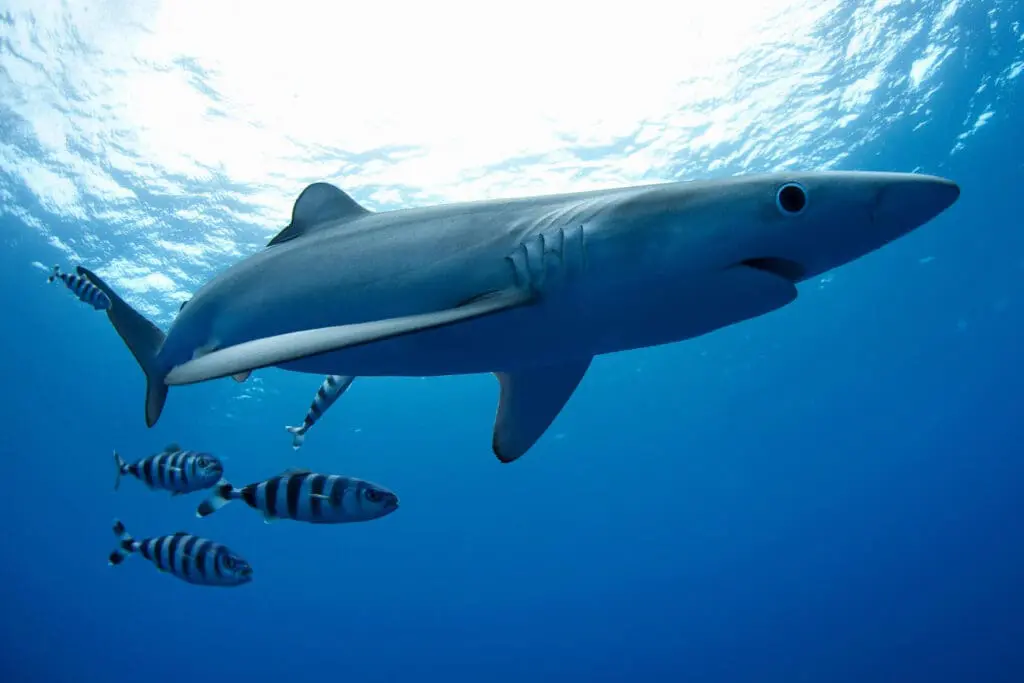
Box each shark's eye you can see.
[776,182,807,215]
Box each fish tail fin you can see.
[197,478,235,518]
[75,266,169,428]
[108,519,137,566]
[47,264,59,283]
[284,425,306,450]
[113,451,128,491]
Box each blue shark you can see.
[80,171,959,463]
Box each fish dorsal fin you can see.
[491,358,592,464]
[280,467,312,476]
[163,443,181,453]
[267,182,371,247]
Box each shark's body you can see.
[83,171,959,462]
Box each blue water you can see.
[2,1,1024,681]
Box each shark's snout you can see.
[873,174,960,234]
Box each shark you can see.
[80,171,960,463]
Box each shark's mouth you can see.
[740,257,806,283]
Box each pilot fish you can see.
[285,375,355,449]
[196,468,399,524]
[48,265,111,310]
[107,519,253,587]
[114,443,224,495]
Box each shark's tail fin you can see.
[76,266,169,427]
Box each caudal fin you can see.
[197,478,236,518]
[47,264,60,283]
[108,519,137,566]
[113,451,127,491]
[76,266,169,427]
[284,425,306,450]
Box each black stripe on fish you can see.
[155,536,170,571]
[142,458,155,487]
[241,483,258,508]
[310,474,326,520]
[195,540,211,579]
[182,536,199,579]
[167,533,184,575]
[264,477,280,518]
[286,472,310,519]
[165,453,177,489]
[213,549,224,579]
[158,453,172,488]
[172,452,187,488]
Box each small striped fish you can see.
[114,443,224,495]
[107,519,252,587]
[197,468,399,524]
[47,265,111,310]
[285,375,355,449]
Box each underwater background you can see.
[2,1,1023,681]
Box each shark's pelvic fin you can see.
[76,265,169,427]
[267,182,372,247]
[492,357,592,464]
[165,287,535,386]
[231,371,251,383]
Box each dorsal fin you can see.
[267,182,371,247]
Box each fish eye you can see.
[223,556,235,568]
[197,457,208,467]
[365,489,382,502]
[776,182,808,215]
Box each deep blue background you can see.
[2,6,1024,682]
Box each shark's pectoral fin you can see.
[491,358,592,464]
[231,371,251,383]
[165,288,535,386]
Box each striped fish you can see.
[107,519,252,587]
[47,265,111,310]
[285,375,355,449]
[114,443,224,495]
[197,468,399,524]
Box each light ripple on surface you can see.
[0,0,1021,323]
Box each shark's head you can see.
[602,170,960,285]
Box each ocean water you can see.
[2,0,1023,681]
